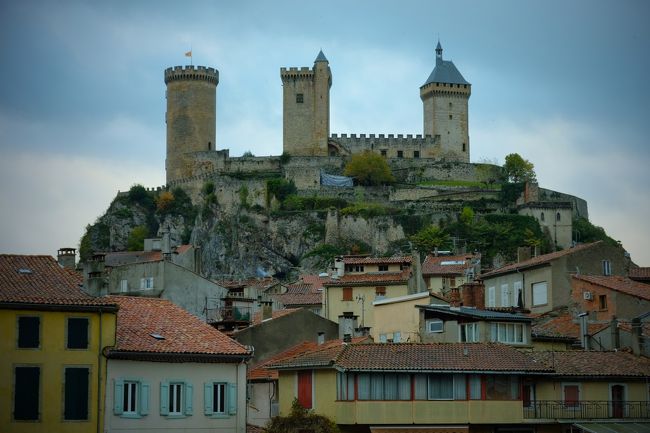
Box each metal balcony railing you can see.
[523,400,650,420]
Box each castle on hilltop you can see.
[164,42,472,185]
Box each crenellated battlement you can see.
[330,133,438,146]
[280,66,314,80]
[420,81,471,97]
[164,65,219,85]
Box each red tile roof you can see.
[573,275,650,301]
[273,291,322,307]
[105,296,250,360]
[422,253,479,276]
[270,342,551,373]
[0,254,115,307]
[528,350,650,377]
[531,309,607,341]
[323,269,411,287]
[298,274,328,290]
[479,242,601,279]
[342,256,412,265]
[629,267,650,282]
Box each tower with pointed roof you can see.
[420,41,471,162]
[280,50,332,156]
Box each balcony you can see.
[524,401,650,420]
[206,306,252,324]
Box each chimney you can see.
[449,287,461,308]
[517,246,532,263]
[460,282,485,309]
[57,248,76,270]
[631,317,642,356]
[261,300,273,321]
[413,250,423,293]
[162,231,172,261]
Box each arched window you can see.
[556,212,561,221]
[540,212,545,222]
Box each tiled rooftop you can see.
[0,254,114,307]
[528,350,650,377]
[422,253,479,276]
[573,275,650,301]
[323,269,411,287]
[105,296,250,357]
[273,291,322,306]
[531,309,607,341]
[103,245,192,267]
[479,242,600,279]
[341,255,412,265]
[629,267,650,281]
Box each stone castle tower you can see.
[420,42,471,161]
[164,65,219,183]
[280,50,332,157]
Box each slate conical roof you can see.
[314,50,328,63]
[423,42,469,86]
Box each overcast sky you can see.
[1,0,648,266]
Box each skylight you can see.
[149,333,165,340]
[440,260,465,266]
[17,268,33,274]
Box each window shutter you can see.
[204,383,213,415]
[140,382,149,416]
[228,383,237,415]
[160,382,169,415]
[184,383,193,415]
[113,379,124,415]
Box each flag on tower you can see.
[184,50,192,57]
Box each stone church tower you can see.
[420,42,471,162]
[164,65,219,183]
[281,51,332,156]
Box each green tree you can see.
[503,153,537,183]
[266,399,340,433]
[410,224,451,253]
[127,225,149,251]
[343,151,395,186]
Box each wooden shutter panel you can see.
[160,382,169,415]
[184,383,193,415]
[228,383,237,415]
[204,383,213,415]
[140,382,149,415]
[113,379,124,415]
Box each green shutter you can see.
[228,383,237,415]
[204,383,213,415]
[160,382,169,415]
[113,379,124,415]
[140,382,149,416]
[184,383,193,415]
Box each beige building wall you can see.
[421,83,470,162]
[518,205,573,249]
[247,381,276,427]
[105,359,247,433]
[373,293,435,343]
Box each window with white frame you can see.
[393,331,401,343]
[500,284,510,307]
[532,281,547,306]
[487,286,496,307]
[602,260,612,276]
[140,277,154,290]
[490,322,526,344]
[113,378,149,418]
[426,319,444,333]
[120,279,128,293]
[160,381,192,417]
[204,382,236,416]
[460,323,479,342]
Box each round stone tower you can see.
[164,65,219,184]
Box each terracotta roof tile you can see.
[342,256,412,265]
[270,342,550,373]
[273,292,322,306]
[323,269,411,287]
[528,351,650,377]
[479,242,601,279]
[0,254,114,307]
[573,275,650,301]
[422,253,480,276]
[106,296,250,357]
[299,274,328,290]
[531,310,607,340]
[629,267,650,281]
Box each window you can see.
[64,367,89,420]
[486,375,519,400]
[500,284,510,307]
[397,150,404,158]
[414,150,420,158]
[462,143,466,152]
[379,333,387,343]
[556,212,561,221]
[204,382,236,416]
[393,331,401,343]
[114,379,149,417]
[378,264,388,272]
[161,381,192,416]
[598,294,608,310]
[449,114,453,120]
[120,279,128,293]
[490,322,526,344]
[426,319,444,333]
[67,317,89,349]
[468,374,481,400]
[140,277,154,290]
[540,212,545,222]
[342,287,353,301]
[357,373,411,401]
[14,366,40,420]
[375,286,386,297]
[563,383,580,407]
[487,286,496,307]
[460,323,478,342]
[346,265,364,273]
[336,372,355,401]
[532,281,548,306]
[602,260,612,276]
[513,281,523,307]
[380,149,387,157]
[18,316,40,348]
[296,93,303,103]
